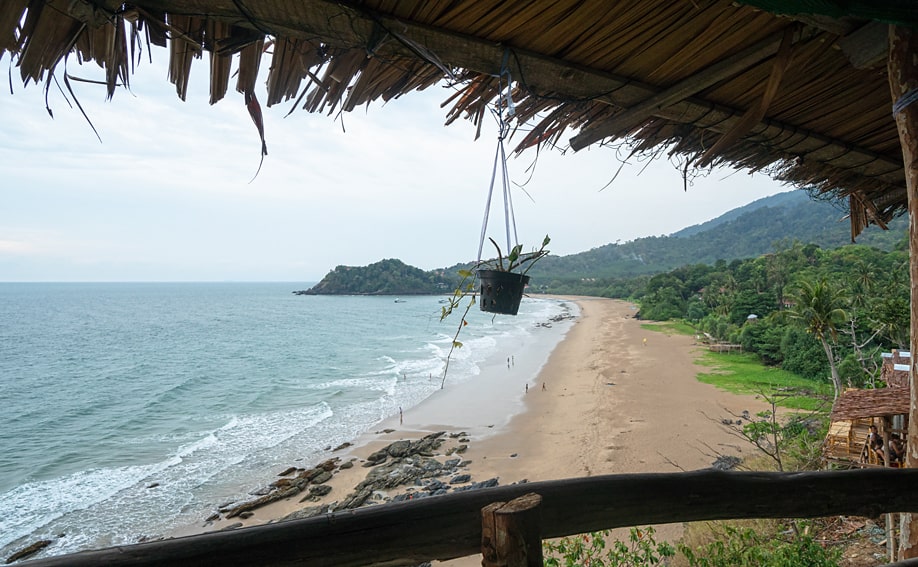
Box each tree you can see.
[729,289,778,325]
[779,327,827,379]
[738,319,784,365]
[774,279,849,399]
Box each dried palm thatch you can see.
[1,0,915,237]
[831,387,910,421]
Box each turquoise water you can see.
[0,283,571,559]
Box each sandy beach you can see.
[177,297,769,562]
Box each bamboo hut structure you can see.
[3,0,918,564]
[829,383,912,561]
[826,387,910,467]
[825,351,912,467]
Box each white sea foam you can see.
[0,461,172,553]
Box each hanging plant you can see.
[438,235,549,387]
[438,50,551,386]
[477,235,550,315]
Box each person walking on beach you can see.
[399,407,403,425]
[643,338,647,347]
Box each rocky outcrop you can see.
[282,504,330,522]
[6,540,52,564]
[206,430,498,527]
[221,458,340,518]
[711,455,742,471]
[332,431,498,512]
[299,484,332,501]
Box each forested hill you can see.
[295,259,454,295]
[299,190,906,295]
[526,190,906,282]
[670,190,804,238]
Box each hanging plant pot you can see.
[478,269,530,315]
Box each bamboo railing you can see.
[20,469,918,567]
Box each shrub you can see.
[543,527,675,567]
[678,525,840,567]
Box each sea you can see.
[0,282,577,561]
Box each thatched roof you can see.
[3,1,916,237]
[831,387,910,421]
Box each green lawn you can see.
[642,321,832,412]
[640,320,696,336]
[694,352,832,411]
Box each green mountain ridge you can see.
[300,190,907,295]
[670,190,807,238]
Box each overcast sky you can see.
[0,53,793,283]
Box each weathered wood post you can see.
[883,416,898,562]
[481,492,543,567]
[889,22,918,560]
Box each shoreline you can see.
[170,297,769,562]
[168,296,579,538]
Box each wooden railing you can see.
[21,469,918,566]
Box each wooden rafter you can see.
[568,26,808,151]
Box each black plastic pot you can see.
[478,269,530,315]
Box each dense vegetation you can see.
[630,239,909,394]
[295,259,454,295]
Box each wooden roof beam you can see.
[568,27,808,152]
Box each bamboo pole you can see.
[889,23,918,560]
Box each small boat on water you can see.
[394,298,406,303]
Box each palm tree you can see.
[776,278,850,400]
